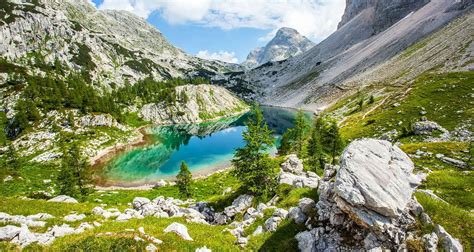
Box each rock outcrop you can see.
[140,84,248,125]
[278,155,319,189]
[297,139,427,250]
[242,27,314,69]
[0,0,237,87]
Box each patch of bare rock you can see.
[295,138,464,251]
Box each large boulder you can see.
[334,139,420,226]
[300,139,423,250]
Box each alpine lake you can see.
[96,106,312,186]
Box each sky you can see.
[90,0,346,63]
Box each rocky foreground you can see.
[0,139,464,251]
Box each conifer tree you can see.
[57,142,92,197]
[232,104,276,196]
[176,161,192,197]
[307,117,325,171]
[326,122,344,165]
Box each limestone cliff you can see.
[140,84,249,125]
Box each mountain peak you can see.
[242,27,314,69]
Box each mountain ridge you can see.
[242,27,314,69]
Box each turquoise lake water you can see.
[99,106,307,185]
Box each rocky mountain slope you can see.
[139,84,249,125]
[242,28,314,69]
[0,0,239,87]
[231,0,473,110]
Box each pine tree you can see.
[307,117,325,171]
[57,143,92,198]
[232,104,276,196]
[278,128,295,155]
[176,161,192,197]
[293,110,310,156]
[0,112,7,146]
[326,122,344,165]
[277,110,309,156]
[6,143,21,174]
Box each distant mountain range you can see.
[242,27,314,69]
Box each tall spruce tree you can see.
[326,122,344,165]
[232,104,276,196]
[57,142,92,197]
[278,110,309,156]
[176,161,192,197]
[307,117,325,171]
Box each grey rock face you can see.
[242,27,314,69]
[435,225,463,252]
[413,120,449,135]
[0,0,234,87]
[302,138,425,250]
[278,155,320,188]
[422,232,438,252]
[223,194,254,218]
[338,0,430,33]
[140,84,247,125]
[335,139,420,222]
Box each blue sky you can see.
[91,0,345,63]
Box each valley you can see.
[0,0,473,251]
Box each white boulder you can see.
[163,222,193,241]
[48,195,78,203]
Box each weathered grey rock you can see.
[322,164,339,181]
[296,230,316,252]
[335,139,420,225]
[439,156,468,168]
[0,225,21,241]
[116,213,133,221]
[273,208,288,219]
[264,216,282,232]
[48,195,78,203]
[163,222,193,241]
[10,224,37,248]
[435,225,463,252]
[288,207,307,224]
[140,85,247,125]
[132,197,151,209]
[422,232,438,252]
[223,194,254,218]
[420,213,433,225]
[281,154,304,174]
[298,198,316,215]
[49,224,76,237]
[413,120,449,135]
[63,213,85,222]
[279,172,319,188]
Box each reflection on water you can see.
[100,106,309,184]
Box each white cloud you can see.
[98,0,346,42]
[196,50,238,64]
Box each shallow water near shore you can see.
[97,106,310,186]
